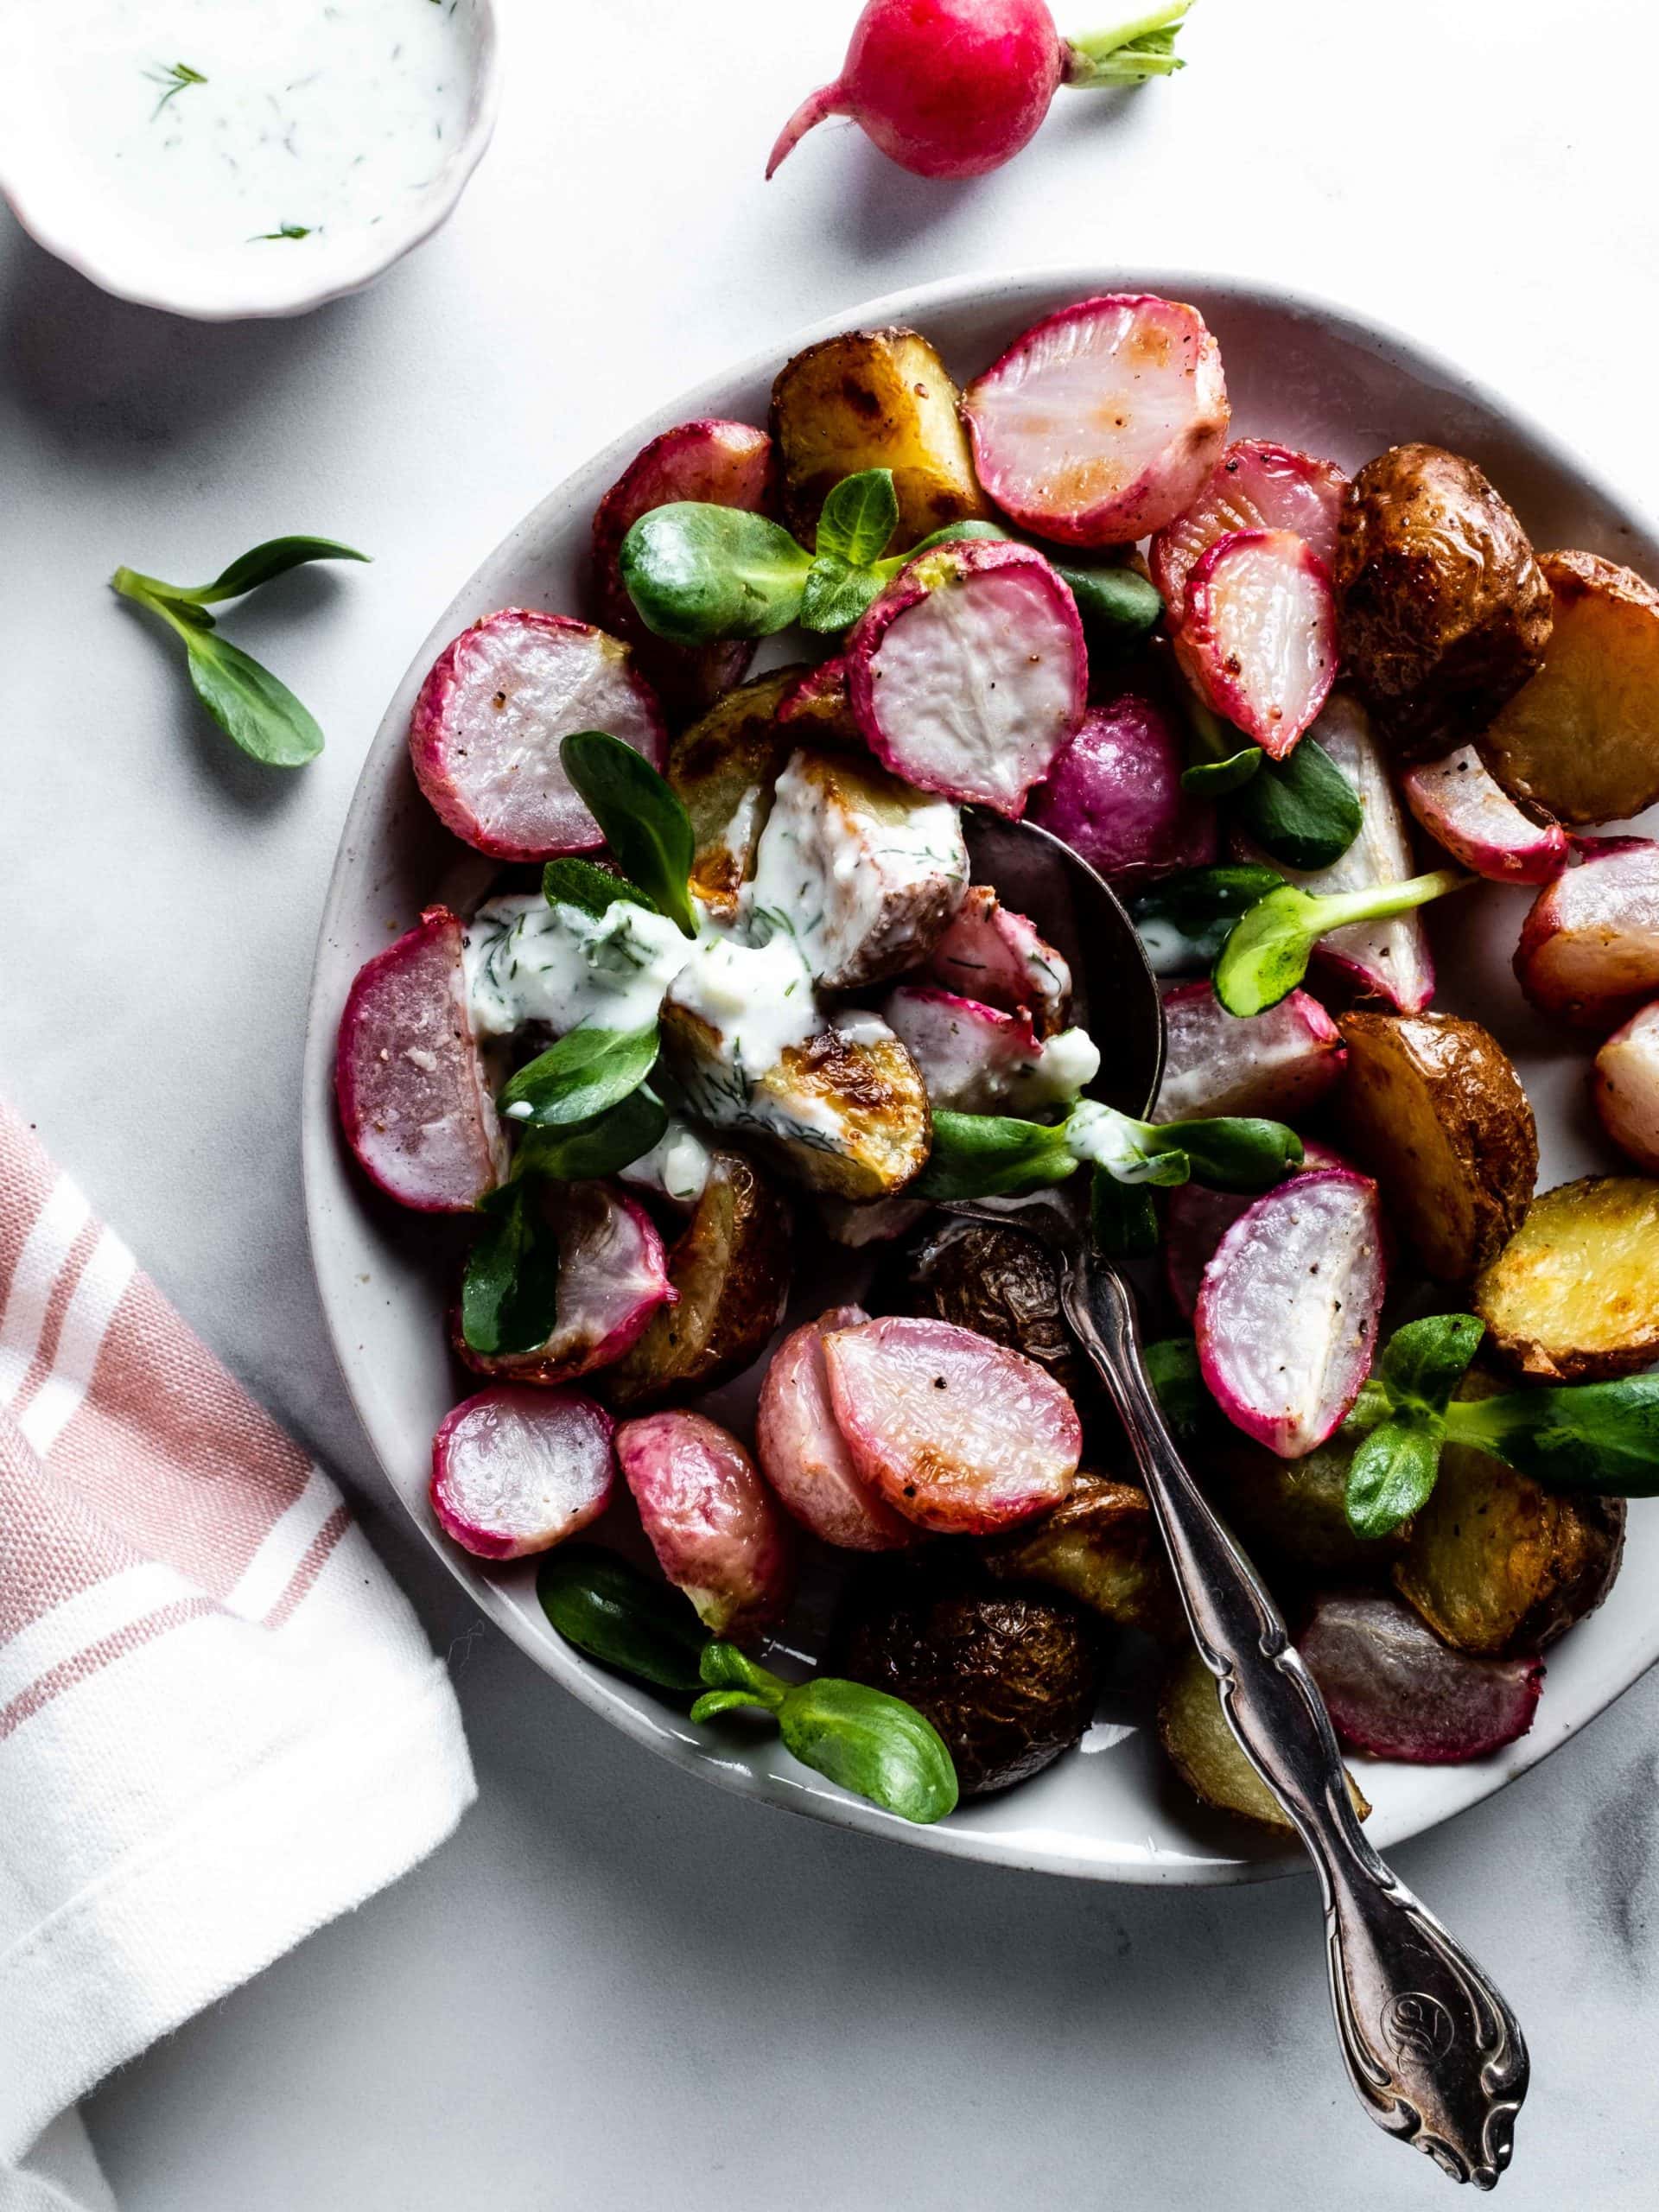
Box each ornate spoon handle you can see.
[1064,1257,1528,2189]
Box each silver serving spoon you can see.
[957,811,1528,2190]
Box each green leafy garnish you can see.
[1090,1167,1160,1259]
[1128,864,1285,976]
[798,553,886,634]
[460,1183,562,1359]
[250,224,313,243]
[1181,747,1262,798]
[1339,1315,1490,1539]
[619,504,812,646]
[1214,868,1470,1016]
[111,537,368,768]
[512,1087,669,1183]
[912,1111,1079,1201]
[499,1023,661,1129]
[815,468,901,569]
[559,730,698,937]
[1054,560,1163,655]
[1445,1374,1659,1494]
[1143,1337,1211,1447]
[914,1099,1302,1205]
[537,1547,708,1695]
[145,60,206,118]
[1179,695,1362,868]
[541,857,657,920]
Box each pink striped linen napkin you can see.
[0,1101,476,2209]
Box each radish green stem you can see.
[1065,2,1193,86]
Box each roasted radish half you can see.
[847,537,1086,815]
[410,611,666,860]
[1514,838,1659,1029]
[1154,982,1344,1123]
[1150,440,1349,628]
[1299,1590,1542,1764]
[962,295,1230,547]
[882,986,1096,1115]
[591,419,774,721]
[616,1410,796,1640]
[1173,530,1338,759]
[430,1387,614,1562]
[456,1185,672,1387]
[926,885,1071,1034]
[1595,1002,1659,1173]
[1195,1168,1386,1457]
[1402,744,1567,885]
[335,906,506,1212]
[756,1307,918,1552]
[822,1316,1082,1535]
[1028,684,1216,887]
[1164,1141,1346,1320]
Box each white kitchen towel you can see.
[0,1101,477,2208]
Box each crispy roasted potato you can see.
[1478,551,1659,825]
[771,327,990,554]
[667,668,807,912]
[984,1472,1182,1641]
[1204,1430,1406,1582]
[1473,1175,1659,1381]
[1333,445,1552,756]
[661,1006,931,1200]
[1335,1012,1537,1281]
[601,1151,791,1410]
[1394,1376,1625,1654]
[1159,1648,1370,1831]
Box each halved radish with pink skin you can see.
[1515,836,1659,1029]
[1402,745,1568,886]
[926,885,1071,1033]
[1195,1168,1386,1458]
[1234,690,1437,1012]
[455,1185,672,1387]
[616,1410,796,1639]
[1299,1590,1542,1764]
[962,295,1230,548]
[1173,530,1338,759]
[1164,1141,1347,1320]
[591,420,774,722]
[882,986,1096,1114]
[1150,441,1350,629]
[335,905,506,1213]
[823,1316,1081,1535]
[756,1306,918,1552]
[1594,1001,1659,1171]
[430,1387,614,1562]
[846,537,1086,816]
[1154,982,1344,1124]
[409,611,666,861]
[1027,684,1216,887]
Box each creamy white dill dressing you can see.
[618,1120,713,1210]
[462,895,691,1041]
[26,0,475,263]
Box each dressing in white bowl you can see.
[0,0,498,319]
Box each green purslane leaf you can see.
[912,1111,1078,1202]
[512,1086,669,1183]
[1090,1166,1160,1258]
[1376,1314,1486,1422]
[1144,1337,1211,1447]
[775,1676,959,1825]
[537,1546,708,1696]
[559,729,698,937]
[916,1101,1302,1205]
[815,468,899,569]
[1128,864,1285,976]
[1181,747,1263,798]
[1234,736,1363,871]
[1213,869,1469,1018]
[697,1642,787,1707]
[1345,1418,1446,1540]
[619,502,812,646]
[1446,1373,1659,1495]
[499,1023,661,1130]
[1173,1118,1304,1193]
[542,857,657,920]
[798,553,887,634]
[1053,559,1163,655]
[163,536,370,604]
[460,1183,561,1359]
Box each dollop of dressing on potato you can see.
[463,895,691,1040]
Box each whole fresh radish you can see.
[768,1,1193,183]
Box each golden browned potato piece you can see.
[985,1473,1183,1641]
[667,668,807,913]
[1204,1432,1406,1581]
[1159,1649,1370,1831]
[601,1152,791,1411]
[1394,1376,1625,1654]
[1334,445,1552,756]
[1473,1175,1659,1381]
[1477,550,1659,824]
[1335,1012,1537,1281]
[771,327,990,554]
[660,1006,931,1201]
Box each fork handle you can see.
[1064,1259,1528,2189]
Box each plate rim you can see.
[302,262,1659,1886]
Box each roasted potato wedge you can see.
[1335,1012,1537,1281]
[1394,1376,1625,1655]
[1478,551,1659,825]
[601,1151,791,1410]
[1472,1175,1659,1381]
[1159,1649,1370,1831]
[661,1005,931,1200]
[1204,1430,1406,1582]
[984,1473,1183,1641]
[1333,444,1551,757]
[667,668,807,913]
[771,327,990,554]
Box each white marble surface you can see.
[3,0,1657,2202]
